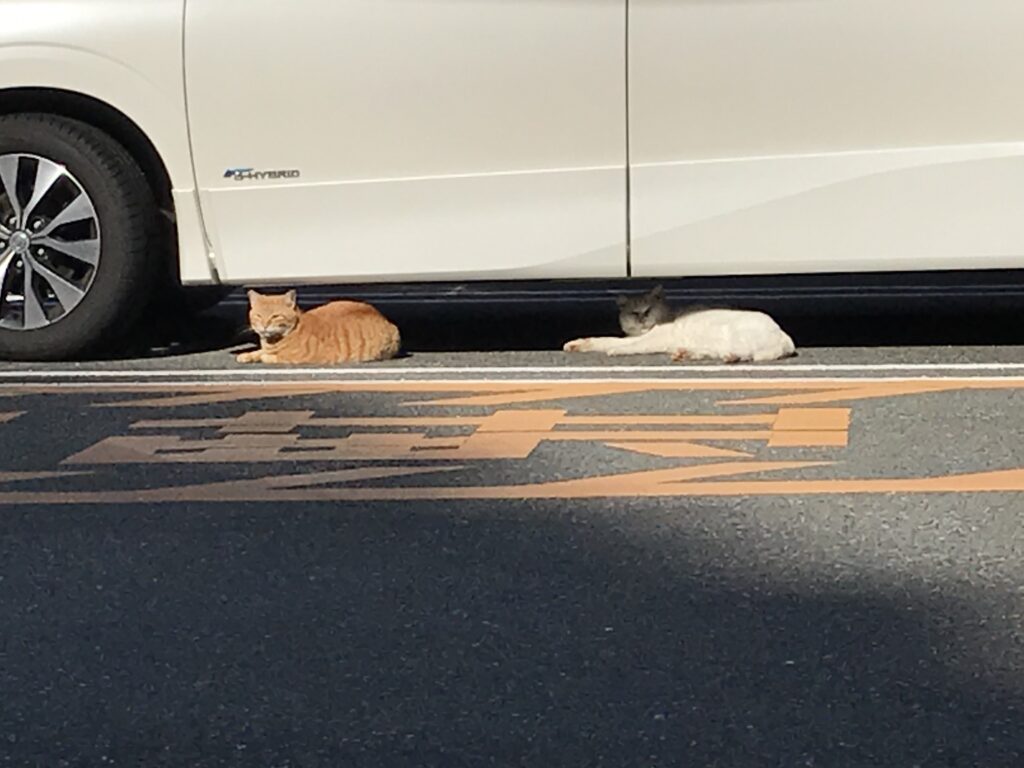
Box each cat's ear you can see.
[283,289,298,308]
[247,289,259,305]
[615,294,629,308]
[649,285,665,300]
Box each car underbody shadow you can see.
[99,274,1024,360]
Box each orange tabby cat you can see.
[237,289,401,364]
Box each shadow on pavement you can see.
[116,298,1024,359]
[105,270,1024,359]
[362,303,1024,353]
[117,308,252,360]
[1,499,1020,765]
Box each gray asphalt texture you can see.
[2,277,1024,766]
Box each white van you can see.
[2,0,1023,359]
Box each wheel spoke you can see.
[38,193,94,237]
[0,251,14,305]
[25,254,85,311]
[0,155,22,227]
[22,161,66,224]
[34,235,100,266]
[20,257,48,329]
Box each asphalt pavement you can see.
[2,278,1024,766]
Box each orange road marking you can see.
[0,471,86,485]
[2,377,1024,409]
[772,407,849,431]
[768,431,849,448]
[0,378,1022,503]
[66,404,851,465]
[11,462,1024,504]
[63,404,848,465]
[603,442,751,458]
[129,412,782,430]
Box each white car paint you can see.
[183,0,627,283]
[1,0,1023,285]
[0,0,212,282]
[629,0,1024,276]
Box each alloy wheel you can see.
[0,153,101,330]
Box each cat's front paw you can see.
[671,349,690,362]
[563,338,594,353]
[236,350,262,364]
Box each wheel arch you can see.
[0,84,216,285]
[0,87,174,216]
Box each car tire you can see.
[0,114,160,361]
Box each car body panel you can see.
[0,0,215,283]
[2,0,1024,288]
[628,0,1024,276]
[183,0,628,283]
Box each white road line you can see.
[3,376,1024,390]
[3,362,1024,379]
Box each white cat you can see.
[564,285,796,363]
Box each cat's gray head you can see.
[617,285,672,336]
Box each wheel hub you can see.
[8,230,30,254]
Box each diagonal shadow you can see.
[0,497,1020,766]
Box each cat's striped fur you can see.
[237,289,400,364]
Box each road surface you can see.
[1,279,1023,766]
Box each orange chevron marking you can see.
[0,377,1022,503]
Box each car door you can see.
[628,0,1024,277]
[184,0,627,284]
